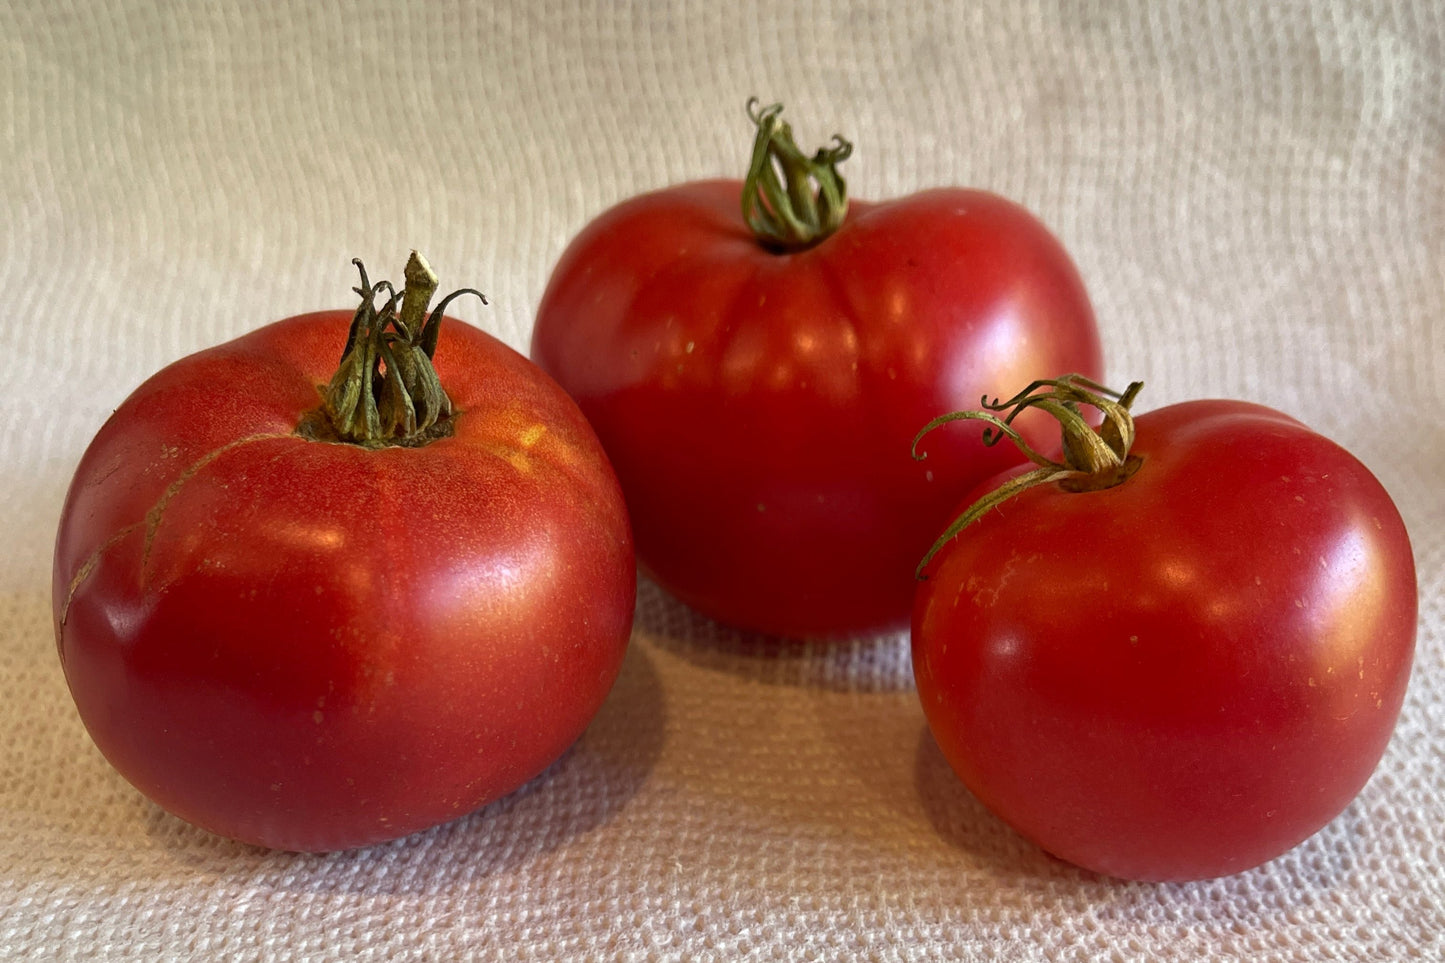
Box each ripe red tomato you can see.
[53,255,635,852]
[912,377,1417,881]
[531,102,1101,637]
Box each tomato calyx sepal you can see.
[912,374,1145,578]
[299,252,487,449]
[741,98,853,251]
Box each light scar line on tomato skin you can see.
[139,432,296,569]
[59,432,296,630]
[58,521,142,631]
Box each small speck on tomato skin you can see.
[912,397,1417,882]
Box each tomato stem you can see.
[912,375,1145,578]
[302,252,487,449]
[741,99,852,250]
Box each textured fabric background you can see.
[3,0,1442,959]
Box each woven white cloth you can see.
[4,0,1442,959]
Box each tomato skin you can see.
[532,179,1101,637]
[53,312,635,852]
[912,400,1417,881]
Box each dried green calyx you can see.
[302,252,486,448]
[740,98,853,251]
[912,374,1145,578]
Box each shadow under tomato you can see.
[140,637,666,889]
[912,723,1090,884]
[634,576,915,694]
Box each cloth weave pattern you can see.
[2,1,1441,959]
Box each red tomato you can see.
[531,103,1101,637]
[913,379,1416,881]
[53,256,635,852]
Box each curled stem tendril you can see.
[912,374,1146,578]
[313,252,488,449]
[741,98,852,251]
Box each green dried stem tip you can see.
[911,375,1146,578]
[315,252,486,449]
[741,98,852,251]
